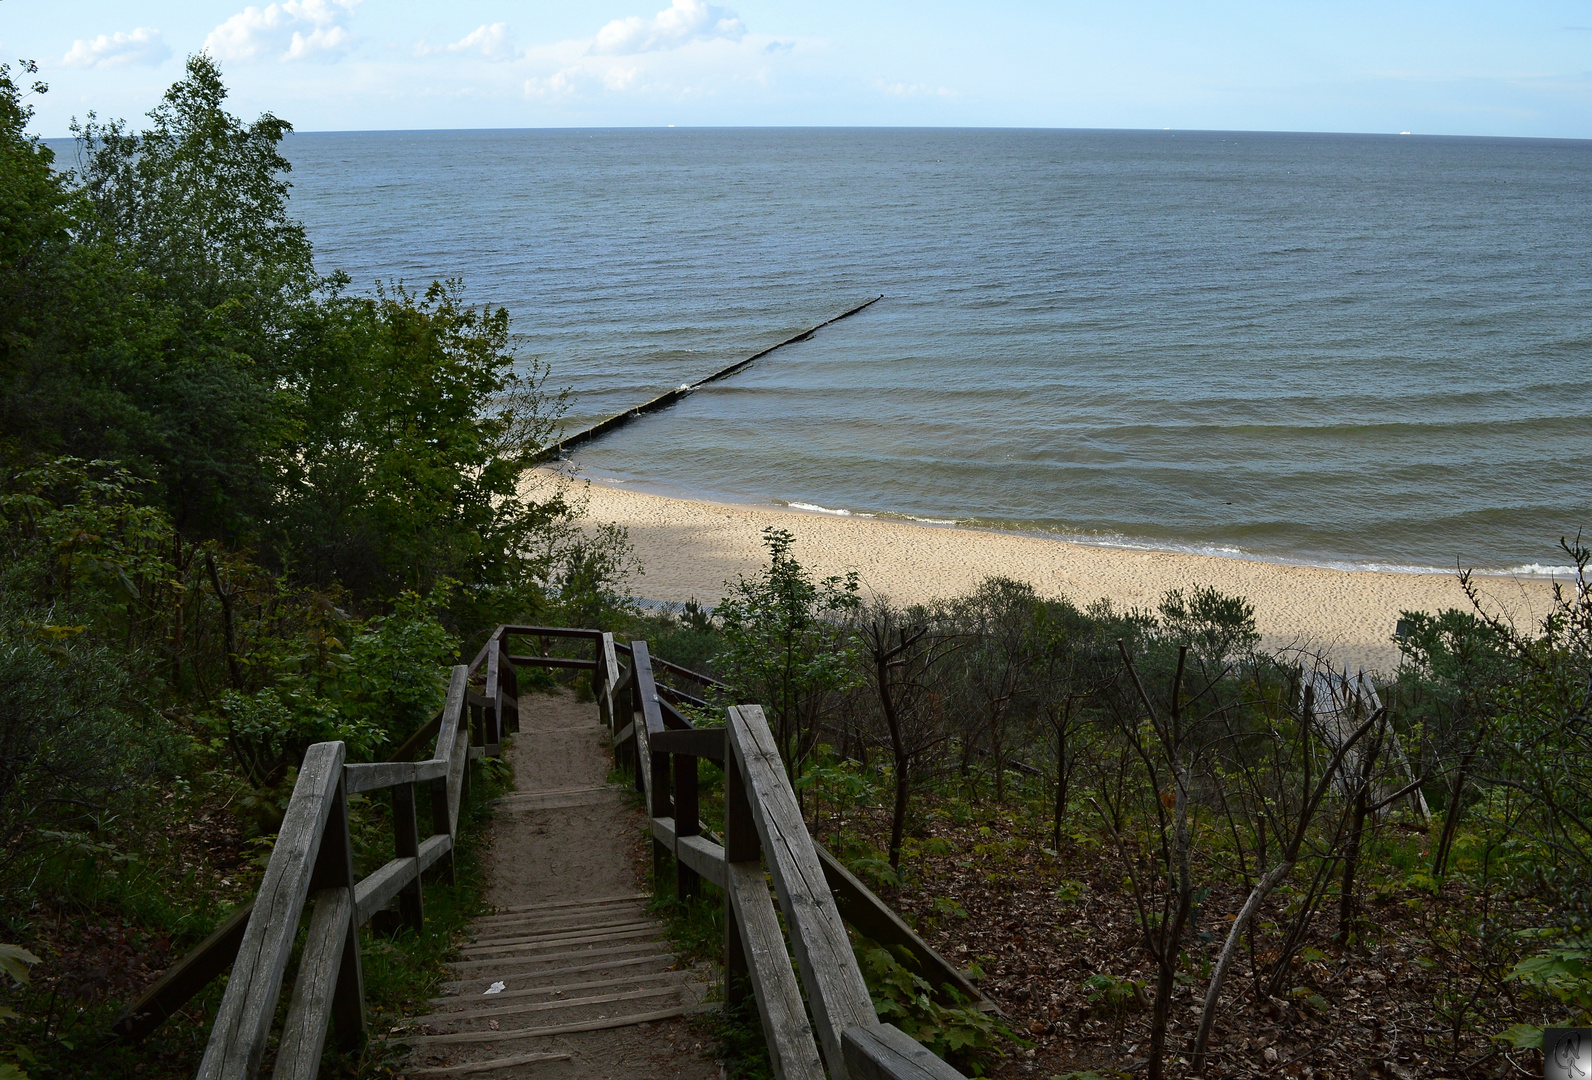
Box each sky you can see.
[7,1,1591,138]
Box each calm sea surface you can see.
[279,129,1592,573]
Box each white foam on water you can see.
[1498,563,1581,578]
[783,501,874,517]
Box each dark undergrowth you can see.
[0,751,509,1080]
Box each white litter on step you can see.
[483,981,505,995]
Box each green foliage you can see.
[280,280,582,616]
[1498,935,1592,1049]
[716,527,860,778]
[856,937,1012,1073]
[1156,584,1259,667]
[207,587,457,785]
[1081,972,1145,1014]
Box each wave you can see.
[782,501,875,518]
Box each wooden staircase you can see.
[402,894,714,1077]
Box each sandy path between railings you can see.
[416,688,720,1080]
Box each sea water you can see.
[280,128,1592,573]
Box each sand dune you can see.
[526,468,1560,675]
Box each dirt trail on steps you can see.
[403,688,721,1080]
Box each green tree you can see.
[278,279,572,616]
[715,527,860,785]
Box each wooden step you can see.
[440,951,679,989]
[467,911,654,937]
[402,1003,718,1047]
[471,905,649,931]
[463,919,658,950]
[457,926,658,959]
[489,893,647,916]
[410,984,691,1028]
[426,968,695,1011]
[406,1051,572,1077]
[446,940,672,975]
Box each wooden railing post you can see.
[632,642,674,886]
[313,773,366,1052]
[598,633,619,733]
[197,741,347,1080]
[428,774,455,887]
[674,752,700,901]
[393,781,423,934]
[501,651,520,733]
[729,705,876,1080]
[723,743,757,1009]
[483,638,502,754]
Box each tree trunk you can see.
[1192,861,1292,1073]
[889,755,910,870]
[1147,887,1193,1080]
[1053,731,1066,851]
[205,552,246,691]
[1336,737,1381,944]
[1431,751,1474,877]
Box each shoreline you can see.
[528,467,1563,676]
[566,467,1579,581]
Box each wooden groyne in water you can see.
[540,294,883,460]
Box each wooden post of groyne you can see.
[539,295,884,460]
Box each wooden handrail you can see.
[124,619,974,1080]
[618,641,981,1079]
[187,663,482,1078]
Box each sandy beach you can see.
[527,469,1562,675]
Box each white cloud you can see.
[591,0,744,55]
[417,23,518,62]
[62,27,171,69]
[204,0,359,64]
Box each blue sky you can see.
[8,1,1591,137]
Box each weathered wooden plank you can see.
[814,843,988,1011]
[483,640,503,755]
[197,741,346,1080]
[614,721,636,747]
[354,857,416,926]
[726,861,826,1080]
[649,728,724,761]
[651,655,731,691]
[459,927,656,958]
[437,665,470,839]
[499,625,605,641]
[657,683,710,710]
[843,1024,966,1080]
[729,705,876,1080]
[411,985,682,1028]
[724,733,755,1013]
[272,888,353,1080]
[421,969,690,1008]
[112,901,253,1039]
[460,921,657,951]
[311,770,365,1051]
[631,641,667,739]
[599,633,620,733]
[505,655,597,670]
[633,644,672,856]
[402,1003,717,1046]
[417,833,452,874]
[677,836,726,891]
[406,1051,572,1077]
[658,698,697,731]
[343,759,447,794]
[488,893,649,916]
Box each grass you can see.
[644,828,775,1080]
